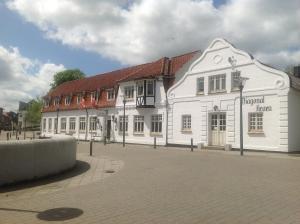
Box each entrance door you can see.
[210,113,226,146]
[106,120,111,140]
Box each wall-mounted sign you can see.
[243,96,272,111]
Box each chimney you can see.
[293,65,300,78]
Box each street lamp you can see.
[228,56,249,156]
[56,106,59,134]
[122,97,126,147]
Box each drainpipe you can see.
[165,93,168,146]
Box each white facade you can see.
[167,38,298,152]
[41,38,300,152]
[42,78,168,145]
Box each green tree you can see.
[25,98,43,126]
[51,69,85,89]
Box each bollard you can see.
[191,138,193,152]
[154,137,157,149]
[104,136,106,145]
[16,131,18,139]
[90,139,93,156]
[7,132,9,140]
[17,137,19,140]
[33,132,35,139]
[9,132,11,138]
[24,130,26,140]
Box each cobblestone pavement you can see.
[0,142,300,223]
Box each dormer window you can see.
[137,81,144,96]
[124,86,134,100]
[91,91,96,102]
[44,99,50,107]
[65,96,71,105]
[146,80,154,96]
[107,89,115,100]
[54,97,60,106]
[77,94,82,104]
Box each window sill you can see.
[248,131,264,134]
[118,132,128,136]
[209,90,226,95]
[196,92,204,96]
[150,132,163,137]
[231,88,239,92]
[181,130,192,134]
[133,132,144,136]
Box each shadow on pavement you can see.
[0,160,90,193]
[0,207,83,221]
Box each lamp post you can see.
[238,76,248,156]
[228,56,248,156]
[122,97,126,147]
[56,107,59,134]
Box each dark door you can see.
[106,120,111,140]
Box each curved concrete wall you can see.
[0,135,76,186]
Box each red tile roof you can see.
[43,50,199,112]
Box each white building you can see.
[41,38,300,152]
[167,38,300,152]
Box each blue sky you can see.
[0,2,122,76]
[0,0,299,111]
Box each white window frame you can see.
[134,115,144,134]
[124,86,134,100]
[60,117,66,132]
[182,115,192,132]
[79,117,86,132]
[137,81,144,97]
[107,89,115,101]
[91,92,96,102]
[43,118,46,132]
[44,99,49,107]
[77,94,82,104]
[69,117,76,133]
[231,71,241,91]
[209,74,226,93]
[248,112,264,133]
[119,116,128,133]
[89,116,97,132]
[146,80,154,96]
[197,77,204,94]
[48,118,52,132]
[54,97,60,106]
[65,96,71,105]
[151,114,162,134]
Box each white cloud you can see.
[0,45,65,111]
[6,0,300,68]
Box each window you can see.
[107,89,115,100]
[248,113,263,133]
[89,116,97,131]
[134,115,144,134]
[69,117,76,132]
[151,114,162,134]
[91,92,96,102]
[54,97,60,106]
[182,115,191,131]
[77,94,82,104]
[60,117,66,132]
[43,118,46,132]
[119,116,128,133]
[197,77,204,94]
[231,71,241,90]
[48,118,52,132]
[79,117,86,132]
[137,81,144,96]
[44,99,49,107]
[146,80,154,96]
[124,86,134,99]
[65,96,71,105]
[209,74,226,93]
